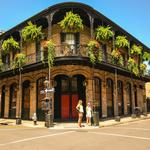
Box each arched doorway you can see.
[1,85,5,118]
[9,83,17,119]
[126,83,132,115]
[93,77,102,118]
[22,80,30,120]
[117,80,124,116]
[106,78,114,117]
[37,77,45,121]
[54,74,86,121]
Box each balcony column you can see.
[88,13,94,39]
[0,40,2,59]
[4,85,10,118]
[19,30,23,52]
[46,10,58,40]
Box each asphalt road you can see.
[0,119,150,150]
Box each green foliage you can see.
[127,57,139,76]
[143,52,150,61]
[111,49,123,66]
[58,11,84,32]
[47,40,55,67]
[95,26,114,42]
[130,44,142,55]
[12,53,26,70]
[2,37,20,54]
[0,59,4,72]
[22,21,44,42]
[115,36,129,48]
[87,40,100,64]
[140,63,147,76]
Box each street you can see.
[0,119,150,150]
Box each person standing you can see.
[86,102,92,125]
[76,100,84,127]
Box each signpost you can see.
[40,80,54,128]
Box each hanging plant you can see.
[58,11,84,32]
[0,59,4,72]
[2,37,20,54]
[140,63,147,76]
[111,49,123,66]
[22,21,44,42]
[12,53,26,70]
[43,40,55,67]
[95,26,114,42]
[143,52,150,61]
[115,35,129,48]
[130,44,142,55]
[127,57,139,76]
[87,40,101,64]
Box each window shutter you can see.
[60,33,66,43]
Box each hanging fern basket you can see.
[58,11,84,32]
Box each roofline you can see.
[0,2,149,51]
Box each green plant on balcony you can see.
[115,36,129,49]
[43,40,55,67]
[12,53,26,70]
[87,40,102,64]
[0,59,4,72]
[111,49,123,66]
[95,26,114,42]
[130,44,142,55]
[22,21,44,42]
[2,37,20,54]
[58,11,84,32]
[140,63,147,76]
[127,57,139,76]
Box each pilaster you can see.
[4,86,10,118]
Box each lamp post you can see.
[42,77,54,128]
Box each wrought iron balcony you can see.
[0,44,128,73]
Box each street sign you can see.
[40,88,55,94]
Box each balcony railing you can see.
[0,44,128,73]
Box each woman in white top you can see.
[86,102,92,125]
[76,100,84,127]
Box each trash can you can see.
[134,107,141,117]
[93,111,99,126]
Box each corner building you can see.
[0,2,149,121]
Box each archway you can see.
[22,80,30,120]
[9,83,17,119]
[93,77,102,118]
[37,77,46,121]
[1,85,5,118]
[117,80,124,116]
[106,78,114,117]
[54,74,86,121]
[126,83,132,115]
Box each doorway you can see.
[54,74,86,121]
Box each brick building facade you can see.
[0,2,149,121]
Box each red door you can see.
[61,95,70,119]
[72,94,78,119]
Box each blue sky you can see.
[0,0,150,48]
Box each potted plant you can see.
[58,11,84,32]
[140,63,147,76]
[127,57,139,76]
[95,26,114,42]
[130,44,142,55]
[2,37,20,54]
[111,49,124,66]
[21,21,44,42]
[87,40,102,64]
[115,35,129,49]
[42,40,55,67]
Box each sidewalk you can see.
[0,114,150,129]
